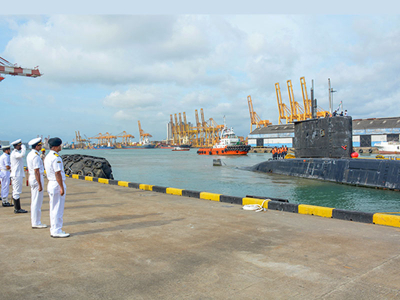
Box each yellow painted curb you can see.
[140,184,153,191]
[298,204,333,218]
[373,213,400,228]
[98,178,109,184]
[72,174,79,179]
[242,197,270,208]
[85,176,93,181]
[166,188,183,196]
[200,192,221,202]
[118,181,129,187]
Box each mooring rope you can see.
[242,199,268,212]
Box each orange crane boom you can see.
[117,131,135,145]
[300,77,329,118]
[138,120,152,144]
[247,95,272,132]
[275,83,292,124]
[300,77,311,118]
[287,80,305,122]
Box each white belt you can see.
[0,169,10,172]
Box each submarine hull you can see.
[251,158,400,191]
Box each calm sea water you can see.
[61,149,400,213]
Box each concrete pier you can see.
[1,178,400,299]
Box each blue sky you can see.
[1,11,400,144]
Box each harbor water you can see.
[61,149,400,213]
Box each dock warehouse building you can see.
[248,124,295,148]
[247,116,400,148]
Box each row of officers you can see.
[272,146,288,160]
[0,137,69,238]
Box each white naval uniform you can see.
[0,152,11,202]
[27,149,45,226]
[10,145,26,200]
[44,150,66,235]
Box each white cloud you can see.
[104,87,160,109]
[113,110,135,121]
[2,15,400,141]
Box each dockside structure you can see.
[247,116,400,148]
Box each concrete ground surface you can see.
[1,178,400,300]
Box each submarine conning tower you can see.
[294,116,353,159]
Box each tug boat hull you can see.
[197,145,251,155]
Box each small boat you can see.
[62,143,72,149]
[197,122,251,155]
[93,146,115,150]
[172,147,190,151]
[160,144,191,149]
[375,141,400,154]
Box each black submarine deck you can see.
[251,158,400,191]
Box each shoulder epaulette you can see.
[54,153,59,157]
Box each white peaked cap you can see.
[28,137,42,146]
[11,139,22,146]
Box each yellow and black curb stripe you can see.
[66,174,400,229]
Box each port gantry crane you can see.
[169,109,225,147]
[200,108,224,147]
[178,113,185,143]
[117,131,135,146]
[75,131,91,148]
[88,133,105,147]
[287,79,306,122]
[138,120,152,144]
[183,112,196,146]
[103,132,117,146]
[275,82,292,124]
[174,114,180,144]
[300,77,329,118]
[169,114,178,145]
[275,77,329,123]
[247,95,272,133]
[0,56,42,82]
[194,109,202,147]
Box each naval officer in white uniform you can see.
[27,137,47,228]
[44,137,69,238]
[0,145,13,207]
[10,139,28,213]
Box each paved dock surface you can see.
[1,178,400,299]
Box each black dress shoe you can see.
[14,209,28,214]
[2,202,11,207]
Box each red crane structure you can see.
[0,56,42,82]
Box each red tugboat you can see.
[197,123,251,155]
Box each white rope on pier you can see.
[242,199,268,212]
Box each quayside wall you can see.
[66,173,400,229]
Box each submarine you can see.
[250,116,400,191]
